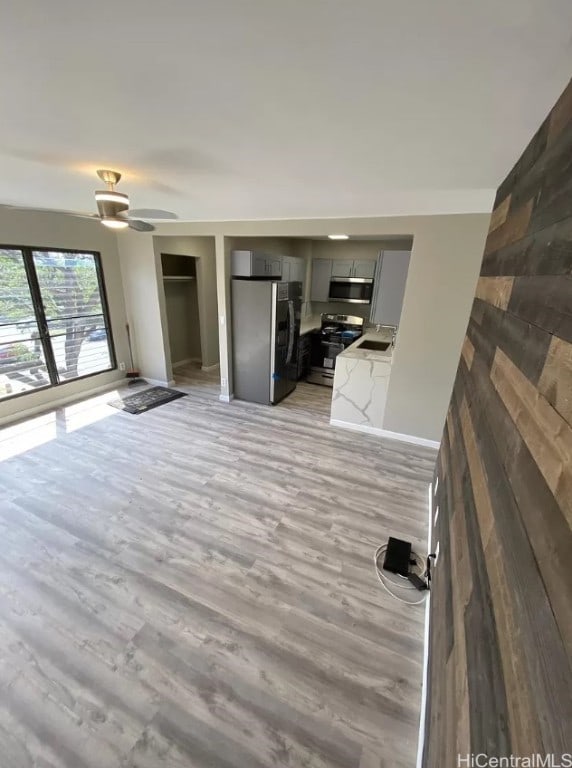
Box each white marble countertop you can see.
[338,328,394,362]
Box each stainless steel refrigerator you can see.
[231,280,302,405]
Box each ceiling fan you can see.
[94,169,178,231]
[2,169,178,232]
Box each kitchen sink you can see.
[358,340,391,351]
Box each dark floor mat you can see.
[108,386,187,414]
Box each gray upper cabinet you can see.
[282,256,305,288]
[290,256,306,283]
[252,253,268,277]
[370,250,411,326]
[310,258,332,302]
[331,260,354,278]
[268,257,282,277]
[231,250,283,278]
[331,258,376,279]
[281,259,291,282]
[353,259,376,279]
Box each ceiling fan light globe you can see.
[101,216,129,230]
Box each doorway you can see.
[160,253,202,369]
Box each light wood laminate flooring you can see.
[0,364,437,768]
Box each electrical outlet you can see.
[221,377,227,387]
[119,362,126,371]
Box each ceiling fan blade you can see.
[2,203,98,219]
[128,219,155,232]
[127,208,178,220]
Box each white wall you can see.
[218,235,233,399]
[383,215,490,440]
[0,208,130,424]
[117,231,171,384]
[227,237,298,259]
[154,214,490,442]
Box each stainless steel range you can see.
[307,314,364,387]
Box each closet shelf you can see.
[162,276,195,282]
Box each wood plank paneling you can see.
[508,275,572,343]
[529,128,572,232]
[460,356,571,752]
[483,201,533,255]
[504,123,572,216]
[467,301,552,384]
[464,352,572,659]
[474,276,514,309]
[488,194,511,233]
[461,336,475,370]
[472,408,569,753]
[494,118,550,207]
[491,347,572,526]
[480,216,572,278]
[448,393,512,758]
[538,335,572,423]
[459,398,494,548]
[423,76,572,767]
[548,81,572,144]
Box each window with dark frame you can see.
[0,247,116,401]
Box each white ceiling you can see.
[2,0,572,222]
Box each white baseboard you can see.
[144,378,176,388]
[379,428,440,450]
[330,419,386,438]
[202,362,220,372]
[172,357,201,369]
[219,393,234,403]
[329,419,440,449]
[0,378,127,427]
[416,481,434,768]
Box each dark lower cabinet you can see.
[297,333,311,380]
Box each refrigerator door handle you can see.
[270,283,278,402]
[286,299,295,364]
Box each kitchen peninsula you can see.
[330,327,394,434]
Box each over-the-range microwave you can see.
[328,277,373,304]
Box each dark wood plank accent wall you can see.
[423,77,572,767]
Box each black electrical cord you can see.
[373,544,428,605]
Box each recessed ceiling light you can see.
[328,234,349,240]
